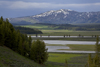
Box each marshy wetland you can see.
[24,24,100,67]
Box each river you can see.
[43,40,98,53]
[32,37,98,53]
[43,40,96,45]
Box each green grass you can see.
[42,30,72,33]
[66,44,96,51]
[0,46,42,67]
[41,31,100,36]
[47,53,89,67]
[21,25,56,30]
[48,53,82,63]
[28,31,100,36]
[21,25,100,36]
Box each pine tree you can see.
[0,16,3,21]
[0,17,3,24]
[28,35,32,48]
[11,30,18,51]
[0,25,4,46]
[23,41,30,57]
[30,39,48,64]
[18,36,24,55]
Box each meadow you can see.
[19,24,99,67]
[45,43,96,67]
[21,24,100,36]
[57,44,96,51]
[48,53,82,63]
[45,53,90,67]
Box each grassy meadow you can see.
[46,53,89,67]
[21,25,100,36]
[67,44,96,51]
[45,44,96,67]
[48,53,82,63]
[57,44,96,51]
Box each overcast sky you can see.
[1,0,100,18]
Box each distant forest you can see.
[56,24,100,31]
[14,26,42,34]
[35,23,100,31]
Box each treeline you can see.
[57,24,100,31]
[0,17,48,64]
[14,26,43,34]
[35,23,100,31]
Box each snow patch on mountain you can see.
[33,9,71,18]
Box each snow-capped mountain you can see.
[9,9,100,25]
[33,9,71,18]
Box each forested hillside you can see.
[14,26,42,34]
[0,16,48,65]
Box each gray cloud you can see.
[1,1,100,9]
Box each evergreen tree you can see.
[11,30,18,51]
[30,39,48,64]
[18,36,24,55]
[0,25,4,46]
[0,16,3,21]
[0,17,3,24]
[28,35,32,48]
[23,41,30,57]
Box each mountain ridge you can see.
[8,9,100,25]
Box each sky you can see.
[1,0,100,18]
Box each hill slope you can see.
[0,46,42,67]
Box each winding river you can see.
[43,40,98,53]
[43,40,96,45]
[31,36,99,53]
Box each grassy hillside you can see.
[0,46,42,67]
[0,46,94,67]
